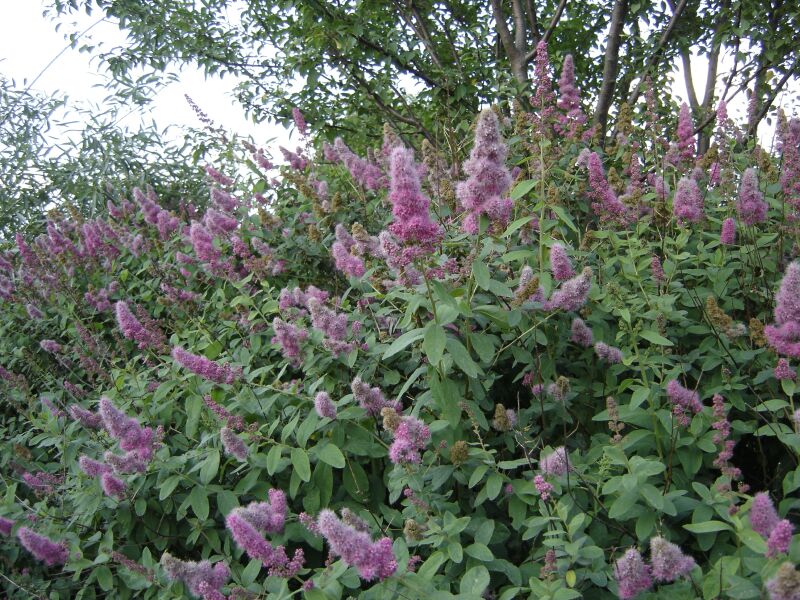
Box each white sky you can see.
[0,1,295,157]
[0,1,794,159]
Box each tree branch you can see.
[594,0,628,139]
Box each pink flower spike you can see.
[17,527,69,566]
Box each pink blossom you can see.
[69,405,103,429]
[651,255,665,283]
[676,103,696,165]
[765,262,800,357]
[775,358,797,381]
[549,243,574,281]
[172,346,242,384]
[456,109,513,233]
[189,222,221,263]
[17,527,69,566]
[161,552,230,599]
[540,447,570,476]
[351,377,401,416]
[387,146,442,245]
[594,342,623,364]
[571,318,593,347]
[544,267,593,311]
[534,474,553,501]
[387,415,431,465]
[581,152,629,224]
[767,520,794,557]
[314,392,337,419]
[665,380,703,426]
[737,168,768,225]
[649,536,695,582]
[78,456,112,478]
[0,517,13,536]
[613,548,652,600]
[220,427,248,461]
[292,107,307,136]
[721,217,736,245]
[100,472,127,499]
[316,509,397,581]
[115,301,166,351]
[750,492,780,538]
[673,176,704,223]
[271,318,307,365]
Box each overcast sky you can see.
[0,1,295,157]
[0,1,792,157]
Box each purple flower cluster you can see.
[613,548,653,599]
[387,414,430,465]
[594,342,623,364]
[571,318,594,347]
[673,176,704,223]
[115,301,166,351]
[271,318,307,365]
[750,492,794,557]
[220,427,249,461]
[69,404,103,429]
[737,168,768,225]
[665,380,703,426]
[775,358,797,381]
[649,536,695,582]
[387,146,442,245]
[766,262,800,357]
[161,552,230,599]
[307,297,355,355]
[98,397,159,478]
[539,447,570,476]
[766,562,800,600]
[292,107,307,136]
[710,394,742,484]
[0,516,13,536]
[544,267,593,311]
[330,138,384,190]
[556,54,587,138]
[314,391,337,419]
[534,474,553,501]
[578,151,629,223]
[721,217,736,245]
[549,243,574,281]
[17,527,69,566]
[351,377,401,416]
[225,490,304,577]
[456,109,513,234]
[172,346,242,384]
[316,509,397,581]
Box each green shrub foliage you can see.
[1,49,799,599]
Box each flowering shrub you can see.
[1,50,799,600]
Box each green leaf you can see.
[159,475,181,501]
[683,520,732,533]
[185,395,202,438]
[200,449,220,485]
[446,338,481,378]
[95,566,113,591]
[460,565,490,595]
[422,323,446,365]
[464,543,494,561]
[315,443,345,469]
[216,490,238,516]
[188,486,209,521]
[418,551,445,578]
[382,327,425,359]
[266,445,283,475]
[473,261,491,290]
[501,215,536,238]
[639,330,674,346]
[291,447,311,482]
[241,558,262,586]
[510,179,536,201]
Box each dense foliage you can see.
[2,38,800,600]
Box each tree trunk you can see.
[594,0,628,142]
